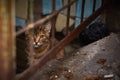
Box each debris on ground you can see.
[64,69,73,79]
[96,58,107,65]
[26,33,120,80]
[84,74,103,80]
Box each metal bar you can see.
[26,0,30,24]
[18,3,108,80]
[0,0,15,80]
[52,0,56,11]
[51,0,56,46]
[16,0,77,36]
[65,0,71,35]
[81,0,85,23]
[92,0,96,13]
[28,0,34,23]
[33,0,42,22]
[102,0,104,6]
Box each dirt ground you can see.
[20,32,120,80]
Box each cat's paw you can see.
[56,49,64,60]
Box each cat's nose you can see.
[33,42,42,48]
[33,42,39,48]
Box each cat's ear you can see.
[44,23,51,37]
[45,23,51,32]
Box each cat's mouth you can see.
[33,42,43,49]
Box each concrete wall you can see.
[105,0,120,32]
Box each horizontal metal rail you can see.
[17,2,108,80]
[16,0,77,36]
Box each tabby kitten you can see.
[27,23,64,65]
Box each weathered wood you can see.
[15,0,28,19]
[18,2,108,80]
[0,0,15,80]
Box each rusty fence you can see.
[0,0,15,80]
[0,0,109,80]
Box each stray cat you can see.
[26,23,64,65]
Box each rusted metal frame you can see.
[25,0,35,59]
[65,0,71,35]
[102,0,104,6]
[33,0,42,22]
[16,0,77,36]
[92,0,96,13]
[18,3,108,80]
[26,0,30,24]
[80,0,85,23]
[25,0,32,36]
[7,1,15,79]
[0,0,15,80]
[51,0,56,47]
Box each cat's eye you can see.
[40,35,44,38]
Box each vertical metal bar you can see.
[92,0,96,13]
[65,0,71,35]
[33,0,42,22]
[26,0,30,24]
[102,0,104,6]
[0,0,15,80]
[25,0,34,60]
[51,0,56,46]
[81,0,85,23]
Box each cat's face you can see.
[30,24,51,49]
